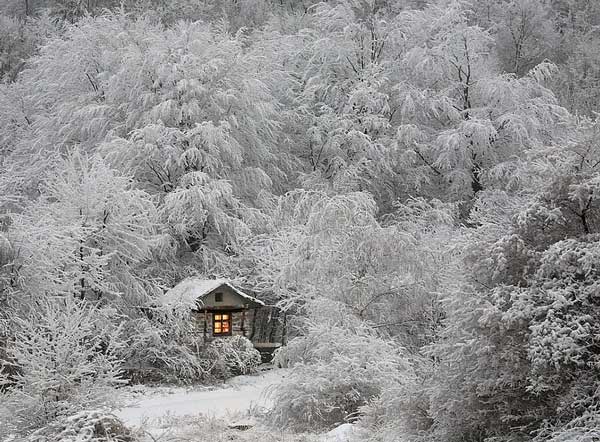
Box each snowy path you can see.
[116,368,286,429]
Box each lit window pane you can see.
[222,314,229,320]
[215,314,221,320]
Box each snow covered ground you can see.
[116,368,360,441]
[116,368,287,437]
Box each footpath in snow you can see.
[116,368,286,429]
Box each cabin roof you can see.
[162,277,265,308]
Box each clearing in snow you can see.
[116,368,287,431]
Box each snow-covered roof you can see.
[161,277,265,308]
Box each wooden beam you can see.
[249,308,257,341]
[282,311,287,346]
[268,307,278,343]
[196,307,247,313]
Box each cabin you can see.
[163,278,285,360]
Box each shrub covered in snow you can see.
[203,335,262,380]
[118,304,211,385]
[0,299,125,438]
[267,301,411,432]
[541,419,600,442]
[24,409,134,442]
[358,358,435,442]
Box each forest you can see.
[0,0,599,441]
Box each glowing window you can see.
[213,313,231,336]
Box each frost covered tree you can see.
[422,120,600,441]
[1,12,293,274]
[393,0,571,208]
[552,29,600,116]
[483,0,558,76]
[0,298,124,438]
[0,11,56,84]
[267,0,407,206]
[4,150,158,303]
[245,189,457,350]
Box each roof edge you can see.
[221,281,266,307]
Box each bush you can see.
[24,409,135,442]
[203,335,262,380]
[267,304,412,432]
[118,305,212,384]
[0,299,125,438]
[358,358,435,442]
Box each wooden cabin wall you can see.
[191,311,208,339]
[249,307,286,344]
[191,310,255,339]
[191,307,288,345]
[231,309,254,337]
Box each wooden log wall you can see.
[192,307,286,344]
[249,306,286,344]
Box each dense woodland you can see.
[0,0,599,441]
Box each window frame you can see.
[212,312,232,336]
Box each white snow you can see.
[160,277,266,307]
[115,369,366,441]
[116,368,286,430]
[322,423,362,442]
